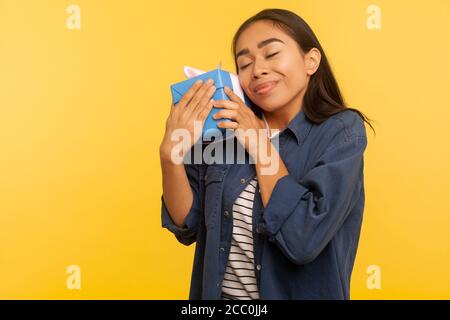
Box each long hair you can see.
[231,8,375,133]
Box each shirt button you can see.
[240,178,246,184]
[224,210,230,217]
[256,264,261,271]
[204,175,208,181]
[220,247,225,252]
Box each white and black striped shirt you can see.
[221,176,260,300]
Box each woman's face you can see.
[235,20,318,113]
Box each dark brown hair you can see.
[231,8,375,133]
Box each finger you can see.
[213,100,239,110]
[223,86,252,116]
[217,120,239,129]
[200,99,215,121]
[213,110,238,121]
[169,102,175,115]
[193,84,216,115]
[188,79,214,112]
[176,79,204,108]
[223,86,243,104]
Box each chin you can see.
[255,97,286,112]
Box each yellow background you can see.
[1,0,449,299]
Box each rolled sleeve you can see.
[256,174,308,236]
[161,163,203,246]
[257,134,367,264]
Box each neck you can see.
[263,86,306,131]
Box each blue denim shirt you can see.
[161,108,367,300]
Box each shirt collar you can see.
[261,108,312,145]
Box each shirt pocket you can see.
[203,165,227,230]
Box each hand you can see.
[212,86,268,159]
[160,79,216,163]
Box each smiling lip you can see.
[254,81,278,95]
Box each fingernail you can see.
[195,79,203,85]
[207,78,214,84]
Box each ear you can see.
[305,48,321,76]
[183,66,206,79]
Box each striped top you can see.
[221,176,260,300]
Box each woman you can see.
[159,8,373,300]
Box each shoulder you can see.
[326,109,367,140]
[306,109,368,156]
[311,109,367,144]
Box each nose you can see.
[251,56,269,79]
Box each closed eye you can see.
[239,63,251,70]
[239,52,280,70]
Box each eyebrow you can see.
[235,38,285,59]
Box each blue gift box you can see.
[171,67,251,143]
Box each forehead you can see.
[235,20,290,53]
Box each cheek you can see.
[239,76,252,96]
[284,70,308,91]
[280,59,308,91]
